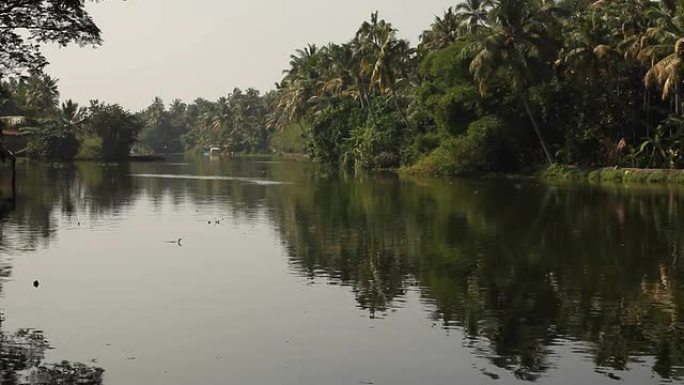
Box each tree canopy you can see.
[0,0,102,76]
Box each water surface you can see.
[0,157,682,384]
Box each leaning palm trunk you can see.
[391,93,410,128]
[521,96,554,164]
[358,80,378,125]
[387,82,410,129]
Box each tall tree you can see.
[354,12,415,124]
[469,0,562,164]
[419,7,461,53]
[0,0,102,76]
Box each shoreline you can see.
[539,165,684,186]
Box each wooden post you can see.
[11,156,16,202]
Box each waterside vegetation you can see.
[8,0,684,177]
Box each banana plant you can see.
[636,117,684,168]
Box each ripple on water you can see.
[129,173,289,185]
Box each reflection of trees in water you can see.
[0,163,114,384]
[266,170,684,380]
[3,159,684,381]
[2,162,136,253]
[0,327,103,385]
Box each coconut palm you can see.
[469,0,562,164]
[455,0,494,34]
[19,74,59,114]
[419,7,461,53]
[278,44,325,123]
[354,12,415,123]
[639,2,684,109]
[559,12,620,82]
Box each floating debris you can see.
[33,280,39,288]
[165,238,182,246]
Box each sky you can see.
[41,0,455,111]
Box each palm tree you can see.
[19,74,59,115]
[278,44,325,124]
[354,12,415,124]
[59,100,87,127]
[639,2,684,110]
[469,0,561,164]
[456,0,494,34]
[209,97,234,146]
[419,7,461,53]
[559,12,620,83]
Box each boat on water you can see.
[201,146,222,157]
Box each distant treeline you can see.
[5,0,684,174]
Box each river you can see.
[0,157,681,384]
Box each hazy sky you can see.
[42,0,455,111]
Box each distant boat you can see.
[201,146,221,157]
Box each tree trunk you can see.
[392,93,410,127]
[359,81,377,125]
[388,82,410,129]
[522,96,554,164]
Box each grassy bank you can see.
[540,165,684,185]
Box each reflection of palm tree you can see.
[268,165,684,380]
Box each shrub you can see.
[76,135,103,160]
[623,170,649,184]
[405,116,505,176]
[25,121,79,161]
[646,170,669,184]
[270,122,307,154]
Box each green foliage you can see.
[540,165,592,182]
[345,103,407,170]
[307,99,365,167]
[623,170,650,184]
[137,98,189,154]
[177,88,273,154]
[84,101,142,161]
[646,170,669,184]
[270,122,307,154]
[633,118,684,169]
[406,116,505,175]
[25,120,79,161]
[0,0,102,75]
[75,135,103,160]
[417,42,481,136]
[12,0,684,174]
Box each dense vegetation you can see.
[0,75,142,161]
[264,0,684,173]
[6,0,684,174]
[0,0,141,162]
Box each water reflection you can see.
[0,158,682,383]
[266,168,684,381]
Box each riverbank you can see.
[540,165,684,185]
